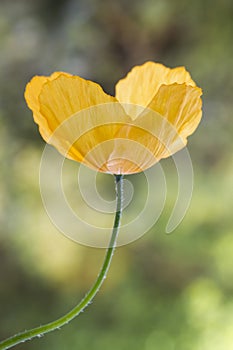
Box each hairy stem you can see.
[0,174,124,350]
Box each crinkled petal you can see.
[115,61,196,118]
[24,72,65,138]
[52,107,131,171]
[29,72,117,136]
[112,111,176,172]
[25,72,133,170]
[110,83,202,171]
[148,83,203,143]
[25,72,131,167]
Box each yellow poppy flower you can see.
[25,61,202,174]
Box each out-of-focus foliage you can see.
[0,0,232,349]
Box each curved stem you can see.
[0,174,124,350]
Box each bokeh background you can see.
[0,0,233,349]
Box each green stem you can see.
[0,174,124,350]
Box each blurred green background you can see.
[0,0,233,349]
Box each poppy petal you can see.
[111,82,202,172]
[25,72,65,139]
[115,61,196,118]
[26,72,132,169]
[148,83,203,144]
